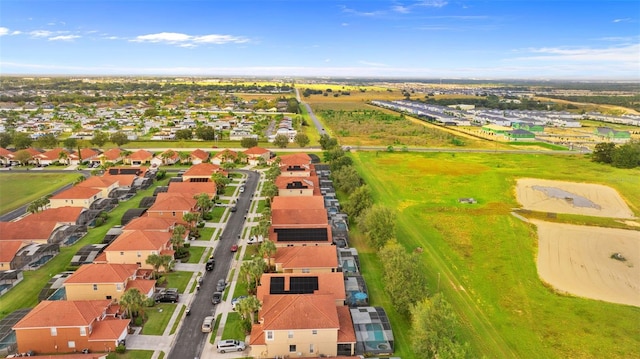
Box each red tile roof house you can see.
[99,148,125,164]
[103,230,174,270]
[0,240,27,270]
[0,221,63,244]
[13,300,130,354]
[21,206,89,226]
[124,149,154,165]
[279,153,312,167]
[64,263,155,301]
[188,149,210,165]
[69,148,101,166]
[273,246,339,273]
[0,147,14,165]
[75,176,120,198]
[211,148,238,165]
[34,147,71,165]
[146,193,198,224]
[279,161,315,178]
[244,146,273,166]
[248,294,356,358]
[49,187,103,209]
[150,149,180,166]
[167,181,217,198]
[275,175,321,197]
[269,196,332,247]
[256,272,347,306]
[181,163,227,182]
[122,216,177,232]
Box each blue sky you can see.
[1,1,638,79]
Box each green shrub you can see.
[115,344,126,354]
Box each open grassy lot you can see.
[350,151,640,359]
[142,303,176,335]
[0,172,79,214]
[0,176,171,320]
[221,312,245,341]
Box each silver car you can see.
[216,339,246,353]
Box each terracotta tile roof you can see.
[88,317,130,340]
[127,149,154,161]
[123,216,176,231]
[279,153,311,166]
[167,182,216,197]
[213,149,238,159]
[275,175,320,194]
[37,147,70,161]
[259,295,339,330]
[249,324,265,345]
[93,252,107,263]
[103,174,136,186]
[22,147,43,157]
[148,193,197,212]
[101,148,124,161]
[0,221,60,241]
[13,300,113,328]
[271,208,328,226]
[0,147,13,157]
[70,148,100,160]
[0,240,27,262]
[159,149,180,160]
[244,146,270,155]
[76,176,119,189]
[336,305,357,342]
[274,246,338,270]
[105,230,171,251]
[183,163,223,177]
[64,263,139,284]
[21,206,85,224]
[190,148,210,160]
[256,272,345,302]
[271,196,325,210]
[50,186,101,200]
[125,279,156,295]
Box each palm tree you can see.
[259,239,277,272]
[236,295,262,332]
[58,150,69,165]
[211,173,231,193]
[181,213,199,237]
[119,288,146,320]
[145,254,164,279]
[194,193,212,218]
[27,201,40,214]
[179,151,191,164]
[171,225,187,249]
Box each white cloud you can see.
[393,5,411,14]
[416,0,448,8]
[29,30,53,37]
[11,30,22,35]
[132,32,248,47]
[48,35,80,41]
[0,27,8,36]
[517,44,640,63]
[359,60,388,67]
[613,18,631,23]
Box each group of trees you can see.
[26,196,51,214]
[271,132,310,149]
[591,140,640,169]
[321,135,471,357]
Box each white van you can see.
[216,339,246,353]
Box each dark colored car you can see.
[216,279,227,292]
[155,291,179,303]
[230,206,237,212]
[206,258,215,271]
[212,291,222,304]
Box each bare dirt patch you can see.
[516,178,635,219]
[532,220,639,307]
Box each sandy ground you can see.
[516,178,635,218]
[532,220,640,307]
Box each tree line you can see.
[591,140,640,168]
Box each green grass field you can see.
[350,151,640,359]
[0,172,79,214]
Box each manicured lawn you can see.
[0,176,172,320]
[198,227,215,241]
[162,271,192,294]
[0,172,79,214]
[106,350,153,359]
[221,312,246,341]
[186,246,205,263]
[350,151,640,359]
[141,303,176,335]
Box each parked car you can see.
[155,291,179,303]
[216,279,227,292]
[212,291,222,305]
[230,244,238,252]
[216,339,246,353]
[206,258,215,271]
[239,186,245,193]
[201,316,214,333]
[247,235,264,245]
[231,296,247,311]
[230,206,237,212]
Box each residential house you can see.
[103,230,174,269]
[279,153,312,167]
[0,221,62,244]
[64,263,155,301]
[249,295,356,358]
[21,206,89,226]
[273,246,339,273]
[181,163,226,182]
[34,147,71,165]
[13,300,129,354]
[151,149,180,166]
[269,196,332,247]
[69,148,101,166]
[76,176,120,198]
[146,193,198,223]
[167,181,217,198]
[0,241,27,270]
[211,149,238,165]
[244,147,272,166]
[504,129,536,141]
[189,149,210,164]
[100,148,125,164]
[594,127,632,143]
[256,272,346,306]
[49,187,103,209]
[123,216,177,232]
[275,175,321,197]
[0,147,14,165]
[125,149,154,165]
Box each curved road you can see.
[168,169,259,359]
